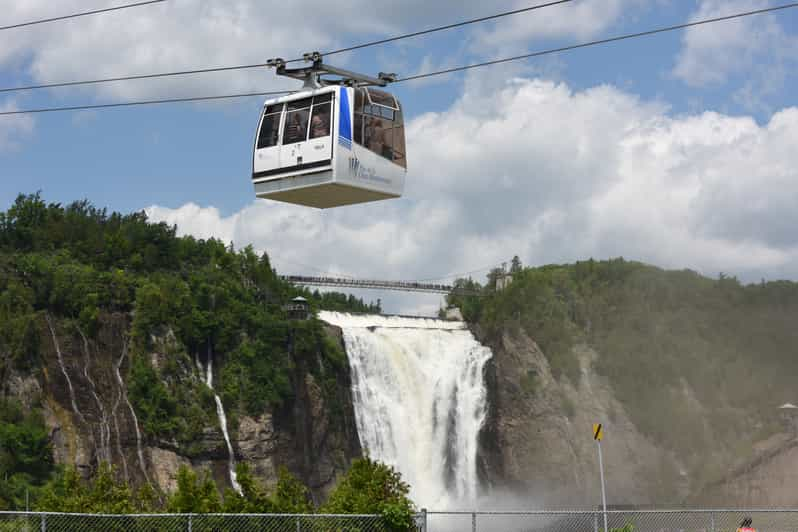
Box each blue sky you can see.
[2,0,798,313]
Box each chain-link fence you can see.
[0,512,399,532]
[2,510,798,532]
[426,510,798,532]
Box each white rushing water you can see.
[319,311,493,508]
[204,352,242,494]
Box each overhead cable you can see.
[2,2,797,116]
[0,0,167,32]
[0,91,291,116]
[396,2,798,82]
[0,0,573,94]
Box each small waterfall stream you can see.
[319,311,493,508]
[204,349,241,494]
[115,342,149,483]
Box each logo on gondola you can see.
[348,156,374,179]
[348,156,390,185]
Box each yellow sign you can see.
[593,423,603,441]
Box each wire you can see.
[290,0,574,62]
[0,91,291,116]
[0,0,573,94]
[397,2,798,82]
[0,0,167,32]
[2,2,797,116]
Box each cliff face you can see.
[14,313,360,500]
[478,326,798,507]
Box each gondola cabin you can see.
[252,85,406,208]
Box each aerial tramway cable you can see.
[1,2,797,117]
[0,0,167,32]
[0,0,573,94]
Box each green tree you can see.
[167,466,222,513]
[323,458,415,531]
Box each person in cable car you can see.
[252,58,406,208]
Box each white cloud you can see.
[673,0,798,107]
[146,77,798,313]
[0,0,643,102]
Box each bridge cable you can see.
[0,0,167,32]
[0,0,572,94]
[2,3,797,116]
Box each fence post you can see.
[472,512,477,532]
[40,514,46,532]
[421,508,427,532]
[594,512,599,532]
[187,513,193,532]
[296,515,301,532]
[710,512,716,532]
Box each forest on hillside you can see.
[0,193,383,513]
[448,257,798,483]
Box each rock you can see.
[149,447,191,492]
[236,414,279,487]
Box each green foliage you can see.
[271,466,313,513]
[37,463,152,514]
[467,257,798,477]
[309,290,382,313]
[323,458,415,531]
[166,466,222,513]
[0,194,372,452]
[0,400,53,510]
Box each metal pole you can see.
[472,512,477,532]
[296,515,301,532]
[710,512,716,532]
[594,513,599,532]
[421,508,428,532]
[597,440,609,532]
[40,514,46,532]
[187,513,192,532]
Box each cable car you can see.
[252,54,407,208]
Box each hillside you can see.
[0,193,377,510]
[449,258,798,505]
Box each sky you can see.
[2,0,798,314]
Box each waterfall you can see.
[319,311,493,508]
[78,327,112,464]
[45,314,88,426]
[204,349,242,494]
[115,342,149,484]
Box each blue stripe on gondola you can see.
[339,87,352,142]
[338,136,352,150]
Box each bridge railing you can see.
[282,275,483,296]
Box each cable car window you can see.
[366,89,398,109]
[313,93,332,104]
[392,123,407,169]
[379,107,395,120]
[365,117,390,157]
[257,104,282,149]
[309,101,331,139]
[287,97,313,111]
[381,124,394,159]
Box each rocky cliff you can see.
[477,325,798,507]
[8,312,360,502]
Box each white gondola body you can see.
[252,86,406,208]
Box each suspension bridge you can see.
[281,275,482,296]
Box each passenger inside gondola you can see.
[310,109,330,138]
